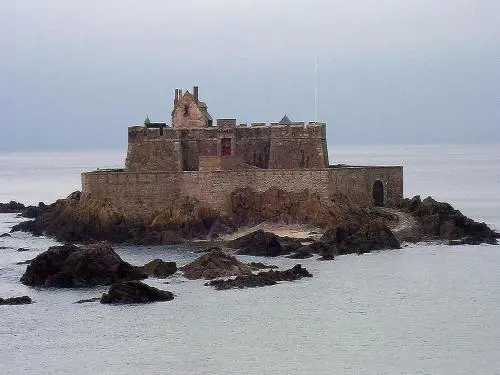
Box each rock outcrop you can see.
[0,296,32,305]
[100,281,174,304]
[10,192,219,244]
[230,188,364,228]
[206,264,313,290]
[20,242,147,287]
[397,196,498,244]
[229,230,287,257]
[318,219,401,255]
[181,248,252,280]
[0,201,25,213]
[142,259,177,278]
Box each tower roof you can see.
[278,114,291,125]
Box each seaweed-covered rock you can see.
[100,281,174,304]
[181,248,252,280]
[20,242,147,287]
[206,264,313,290]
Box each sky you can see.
[0,0,499,151]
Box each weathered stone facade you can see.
[82,86,403,218]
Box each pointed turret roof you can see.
[279,114,291,125]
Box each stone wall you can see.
[81,166,403,219]
[125,122,329,172]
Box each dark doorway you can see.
[221,138,231,156]
[372,180,384,207]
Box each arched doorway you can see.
[372,180,384,207]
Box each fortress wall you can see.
[126,123,329,171]
[82,166,403,219]
[327,166,403,206]
[81,171,183,218]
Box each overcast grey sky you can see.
[1,0,499,150]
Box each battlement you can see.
[128,120,326,142]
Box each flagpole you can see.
[314,55,318,123]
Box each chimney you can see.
[179,89,183,99]
[174,89,179,104]
[193,86,199,103]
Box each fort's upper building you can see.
[125,86,329,172]
[172,86,213,129]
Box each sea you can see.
[0,144,499,375]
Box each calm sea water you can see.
[0,144,499,375]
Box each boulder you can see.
[0,233,11,238]
[100,281,174,304]
[318,220,400,255]
[0,296,32,305]
[181,248,253,280]
[206,264,313,290]
[0,201,25,213]
[142,259,177,278]
[229,230,287,257]
[20,242,147,287]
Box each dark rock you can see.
[248,261,279,270]
[17,248,30,252]
[21,202,51,219]
[142,259,177,278]
[100,281,174,304]
[193,246,220,254]
[286,246,314,259]
[20,242,147,287]
[280,238,304,253]
[0,296,32,305]
[229,230,287,257]
[0,201,25,213]
[397,196,498,245]
[181,248,252,280]
[75,297,100,304]
[206,264,313,290]
[318,220,400,255]
[17,259,32,265]
[208,218,235,239]
[0,233,11,238]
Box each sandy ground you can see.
[220,222,324,242]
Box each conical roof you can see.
[278,114,291,125]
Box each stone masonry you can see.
[82,86,403,218]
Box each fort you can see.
[81,86,403,219]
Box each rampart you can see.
[125,122,329,172]
[81,166,403,219]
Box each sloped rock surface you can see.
[229,230,287,257]
[318,219,400,255]
[397,196,498,244]
[181,248,252,280]
[100,281,174,304]
[20,242,147,287]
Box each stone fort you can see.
[82,86,403,218]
